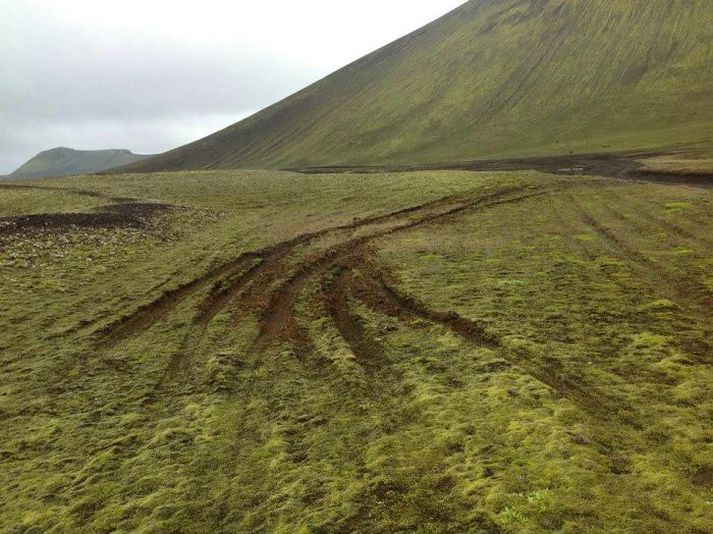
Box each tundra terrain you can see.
[1,166,711,531]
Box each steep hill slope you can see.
[126,0,713,172]
[10,148,151,179]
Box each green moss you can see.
[1,169,711,531]
[629,332,672,348]
[575,233,596,242]
[673,247,696,256]
[639,299,679,312]
[664,202,694,211]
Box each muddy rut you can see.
[96,178,651,451]
[99,185,568,387]
[93,181,698,475]
[96,182,651,428]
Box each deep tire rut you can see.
[323,267,385,371]
[98,185,569,401]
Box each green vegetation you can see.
[9,147,151,180]
[640,143,713,174]
[4,2,710,530]
[1,169,711,531]
[125,0,713,173]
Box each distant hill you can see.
[125,0,713,172]
[10,148,152,179]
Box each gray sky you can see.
[0,0,465,174]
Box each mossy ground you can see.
[640,143,713,174]
[0,170,711,532]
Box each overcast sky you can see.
[0,0,465,174]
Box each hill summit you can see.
[10,147,151,179]
[126,0,713,172]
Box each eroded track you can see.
[95,181,681,442]
[98,185,568,390]
[93,178,658,468]
[83,177,712,489]
[99,185,538,344]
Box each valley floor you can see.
[0,168,711,532]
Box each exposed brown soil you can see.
[90,179,702,472]
[97,184,590,401]
[0,180,172,239]
[691,466,713,489]
[21,174,676,457]
[98,189,490,345]
[342,262,644,475]
[248,185,559,351]
[84,180,691,475]
[348,262,626,421]
[323,266,384,370]
[101,253,262,346]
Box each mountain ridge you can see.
[10,147,152,179]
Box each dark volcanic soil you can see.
[0,203,173,235]
[291,151,713,186]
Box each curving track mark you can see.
[636,210,713,247]
[84,177,708,487]
[348,265,648,476]
[98,253,260,347]
[303,251,645,476]
[99,185,569,403]
[370,274,500,349]
[323,266,384,370]
[253,186,560,349]
[568,194,656,268]
[145,258,265,400]
[96,191,478,347]
[603,188,713,248]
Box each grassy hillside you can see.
[126,0,713,172]
[1,169,712,531]
[10,147,151,179]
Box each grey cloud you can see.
[0,17,322,173]
[0,112,253,175]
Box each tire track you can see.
[347,266,654,475]
[304,252,652,477]
[144,258,266,401]
[568,194,656,268]
[323,266,384,371]
[596,199,713,253]
[98,253,261,347]
[568,194,713,311]
[100,185,563,402]
[107,184,551,350]
[604,188,713,248]
[253,186,560,350]
[96,192,473,347]
[358,270,623,418]
[636,210,713,247]
[100,189,503,396]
